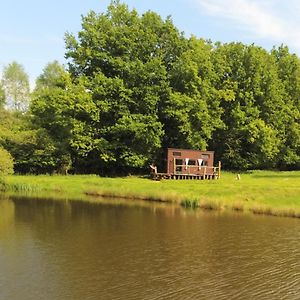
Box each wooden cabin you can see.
[151,148,221,180]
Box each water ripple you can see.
[0,198,299,300]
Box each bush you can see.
[0,147,14,175]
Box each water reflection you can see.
[0,195,299,300]
[0,196,15,238]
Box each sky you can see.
[1,0,300,88]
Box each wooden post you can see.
[203,166,206,179]
[173,159,176,174]
[218,161,221,179]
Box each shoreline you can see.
[0,171,300,219]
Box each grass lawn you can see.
[1,170,300,218]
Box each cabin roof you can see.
[167,148,214,154]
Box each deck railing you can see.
[173,161,221,178]
[150,162,221,180]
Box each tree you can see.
[271,45,300,169]
[62,1,187,173]
[210,43,284,169]
[0,109,59,174]
[0,83,5,108]
[29,2,300,173]
[0,61,70,174]
[35,60,67,90]
[1,61,30,111]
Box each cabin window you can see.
[202,154,210,159]
[188,159,196,165]
[175,159,183,172]
[173,151,182,157]
[175,159,183,166]
[202,160,208,166]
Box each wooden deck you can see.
[152,173,219,180]
[150,161,221,181]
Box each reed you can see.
[180,199,199,208]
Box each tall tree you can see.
[1,61,30,111]
[62,1,186,172]
[271,46,300,169]
[31,63,78,174]
[210,43,283,169]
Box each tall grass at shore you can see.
[0,170,299,218]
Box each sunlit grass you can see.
[1,170,300,218]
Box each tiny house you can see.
[151,148,221,180]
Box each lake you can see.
[0,195,299,299]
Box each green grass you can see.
[1,170,300,218]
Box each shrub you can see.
[0,147,14,175]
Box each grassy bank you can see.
[1,170,300,218]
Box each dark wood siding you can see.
[166,148,215,175]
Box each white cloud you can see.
[192,0,300,52]
[199,0,283,37]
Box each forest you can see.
[0,1,299,175]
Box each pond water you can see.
[0,195,299,300]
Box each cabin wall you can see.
[166,148,214,175]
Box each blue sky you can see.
[1,0,300,87]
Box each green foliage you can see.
[6,2,299,174]
[163,37,223,149]
[0,108,63,174]
[35,60,67,89]
[271,46,300,168]
[0,147,14,175]
[62,1,185,173]
[32,71,97,173]
[210,43,299,170]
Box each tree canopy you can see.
[0,1,299,174]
